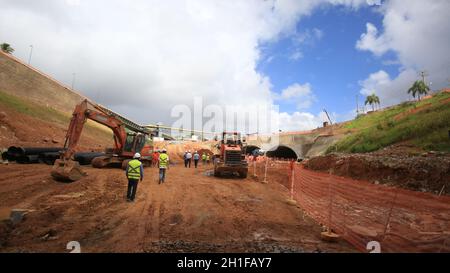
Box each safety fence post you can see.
[261,157,269,184]
[321,169,339,242]
[286,160,297,206]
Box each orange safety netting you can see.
[252,158,450,253]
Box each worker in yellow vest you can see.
[125,153,144,202]
[159,148,170,184]
[202,152,207,165]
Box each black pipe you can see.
[16,155,40,164]
[7,146,20,160]
[16,147,65,156]
[8,146,64,156]
[40,152,60,165]
[74,152,105,165]
[1,151,8,161]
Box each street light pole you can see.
[71,73,76,90]
[28,45,33,65]
[356,94,359,115]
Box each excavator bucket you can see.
[51,159,86,182]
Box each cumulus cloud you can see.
[356,0,450,106]
[278,111,325,132]
[276,83,316,110]
[289,50,304,61]
[289,27,324,61]
[0,0,368,132]
[356,23,390,56]
[359,69,419,106]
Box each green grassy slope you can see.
[328,91,450,153]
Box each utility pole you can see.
[28,45,33,65]
[71,73,76,90]
[356,94,359,116]
[419,70,429,83]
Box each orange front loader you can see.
[51,99,153,182]
[213,132,248,178]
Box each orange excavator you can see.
[51,99,153,182]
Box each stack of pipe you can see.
[5,146,105,165]
[41,152,105,165]
[6,147,64,164]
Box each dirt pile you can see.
[304,146,450,194]
[154,142,214,163]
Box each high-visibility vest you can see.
[202,154,207,160]
[159,153,169,168]
[127,159,142,180]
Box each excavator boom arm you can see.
[61,99,127,160]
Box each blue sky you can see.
[258,5,398,121]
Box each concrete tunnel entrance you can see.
[245,145,261,155]
[266,146,298,160]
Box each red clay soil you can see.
[154,142,214,164]
[304,147,450,195]
[0,104,111,152]
[0,162,355,253]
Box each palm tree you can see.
[365,93,380,112]
[408,80,430,101]
[0,43,14,54]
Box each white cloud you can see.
[293,27,325,46]
[278,111,325,132]
[359,69,419,106]
[65,0,80,6]
[0,0,369,132]
[359,70,391,96]
[276,83,316,110]
[289,50,304,61]
[312,28,324,40]
[356,23,390,56]
[357,0,450,106]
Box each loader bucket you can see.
[51,159,86,182]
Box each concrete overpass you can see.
[245,126,342,160]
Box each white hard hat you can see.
[134,153,141,159]
[162,148,167,152]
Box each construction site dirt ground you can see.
[0,163,356,253]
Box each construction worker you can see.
[202,152,207,165]
[183,151,188,168]
[159,149,169,184]
[186,150,192,168]
[125,153,144,202]
[152,150,160,168]
[206,154,211,165]
[193,151,200,168]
